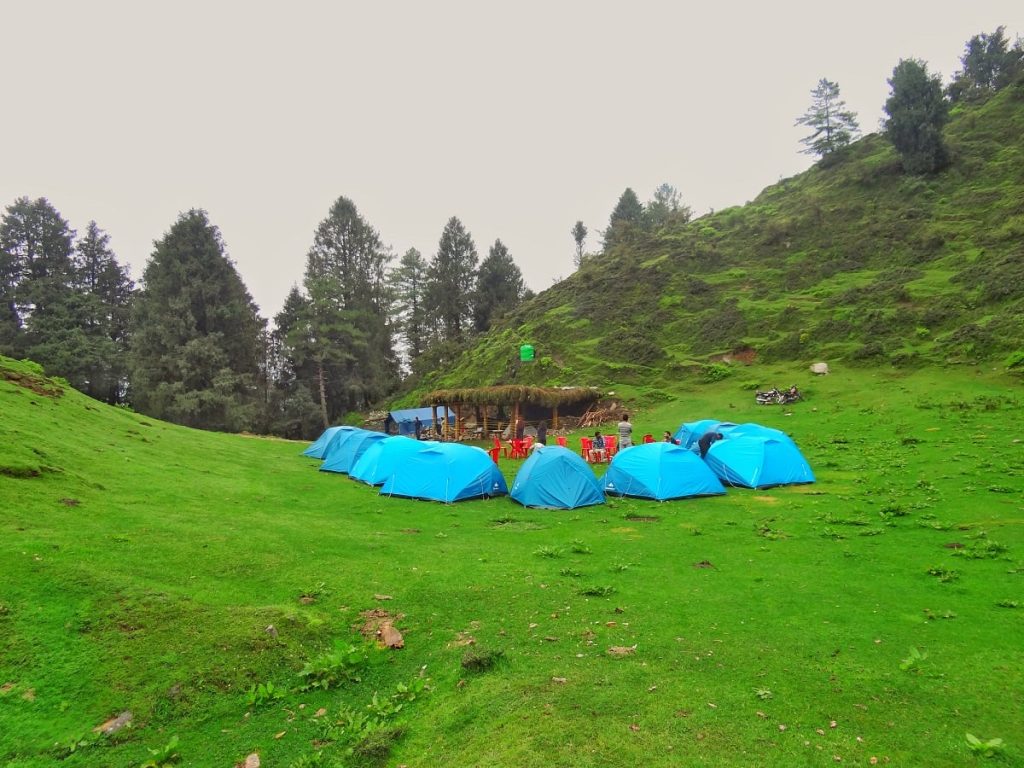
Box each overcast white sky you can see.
[2,1,1021,319]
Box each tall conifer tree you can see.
[473,239,525,333]
[130,209,263,432]
[426,217,478,342]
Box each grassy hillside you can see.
[2,355,1023,766]
[416,82,1024,399]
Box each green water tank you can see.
[519,344,535,362]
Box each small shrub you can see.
[570,540,592,555]
[533,545,564,558]
[900,646,928,672]
[245,681,284,709]
[578,585,616,597]
[926,566,960,583]
[298,642,369,691]
[461,648,505,672]
[965,733,1004,758]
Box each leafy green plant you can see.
[570,540,593,555]
[298,642,369,691]
[754,688,773,700]
[533,545,564,558]
[965,732,1005,757]
[900,646,928,672]
[245,681,284,708]
[140,735,180,767]
[926,566,960,583]
[559,567,582,577]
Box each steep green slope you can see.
[420,83,1024,395]
[2,355,1024,766]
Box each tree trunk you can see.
[317,359,329,429]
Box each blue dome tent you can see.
[319,427,368,465]
[601,442,725,501]
[350,436,435,486]
[726,422,796,445]
[510,446,605,509]
[303,426,356,458]
[704,436,815,489]
[380,443,508,503]
[321,431,389,475]
[673,419,736,449]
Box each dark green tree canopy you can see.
[571,220,588,268]
[948,26,1024,101]
[426,216,478,342]
[283,196,397,429]
[473,239,525,333]
[795,78,860,157]
[603,188,644,249]
[130,208,263,431]
[644,183,693,230]
[884,59,950,175]
[390,247,429,369]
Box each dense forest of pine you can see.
[2,27,1021,437]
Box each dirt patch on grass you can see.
[1,369,63,397]
[355,608,405,640]
[625,515,660,523]
[753,496,778,504]
[693,560,716,569]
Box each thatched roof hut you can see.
[420,385,600,439]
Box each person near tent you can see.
[618,413,633,449]
[590,430,606,462]
[663,430,680,444]
[697,430,724,458]
[536,420,547,446]
[414,416,422,440]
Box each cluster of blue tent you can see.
[302,418,813,510]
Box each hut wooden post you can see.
[482,406,488,439]
[455,403,462,441]
[432,404,440,441]
[552,405,559,430]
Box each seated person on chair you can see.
[590,431,606,462]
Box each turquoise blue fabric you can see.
[704,436,815,489]
[510,446,605,509]
[673,419,736,448]
[380,443,508,503]
[601,442,725,500]
[350,436,435,486]
[321,431,389,475]
[303,426,355,458]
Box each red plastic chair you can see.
[488,446,500,464]
[643,433,655,443]
[580,437,593,461]
[494,436,510,459]
[510,439,527,459]
[603,436,617,461]
[556,435,567,448]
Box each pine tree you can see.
[884,59,950,175]
[948,27,1024,101]
[603,188,644,249]
[0,197,79,374]
[426,217,478,342]
[130,209,263,432]
[390,247,429,368]
[571,221,588,268]
[795,79,860,157]
[283,197,397,428]
[644,183,693,230]
[72,221,134,403]
[473,239,525,333]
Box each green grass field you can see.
[2,357,1022,767]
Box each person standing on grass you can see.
[536,420,547,446]
[618,413,633,449]
[514,415,525,440]
[414,416,422,440]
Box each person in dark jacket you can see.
[414,416,422,440]
[697,430,723,458]
[536,420,547,446]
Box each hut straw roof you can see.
[422,385,599,408]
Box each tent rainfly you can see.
[601,442,726,501]
[321,431,390,475]
[350,436,435,486]
[704,436,814,489]
[303,426,356,459]
[379,443,508,503]
[510,445,605,509]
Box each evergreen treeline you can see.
[0,196,528,438]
